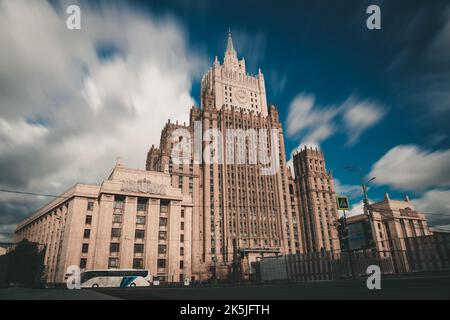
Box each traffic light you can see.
[337,217,348,240]
[337,217,349,251]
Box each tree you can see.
[6,240,46,288]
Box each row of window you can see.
[86,199,170,214]
[79,257,186,270]
[109,243,145,254]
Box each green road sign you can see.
[336,196,350,210]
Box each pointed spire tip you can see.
[226,28,234,53]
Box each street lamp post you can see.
[344,165,378,252]
[343,166,375,218]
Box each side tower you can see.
[293,147,340,253]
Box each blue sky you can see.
[0,0,449,241]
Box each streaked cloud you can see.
[334,179,362,200]
[342,99,386,146]
[285,93,385,153]
[414,189,450,226]
[285,94,339,145]
[369,145,450,192]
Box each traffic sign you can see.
[336,196,350,210]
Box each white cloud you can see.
[0,0,208,240]
[334,179,362,199]
[370,145,450,192]
[0,118,49,150]
[285,94,386,162]
[342,99,386,146]
[414,189,450,226]
[285,94,340,151]
[346,200,365,217]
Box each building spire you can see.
[226,28,235,53]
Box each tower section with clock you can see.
[201,30,268,117]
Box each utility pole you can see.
[343,166,376,218]
[342,210,355,280]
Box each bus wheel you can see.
[130,283,136,287]
[92,284,99,288]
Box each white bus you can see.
[80,269,152,288]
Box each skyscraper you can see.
[147,32,300,280]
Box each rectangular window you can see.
[160,201,169,213]
[113,201,125,210]
[135,229,145,239]
[114,196,125,210]
[87,202,94,211]
[180,221,185,231]
[159,231,167,240]
[160,205,169,213]
[81,243,89,253]
[158,245,167,254]
[133,258,144,269]
[80,258,87,269]
[136,216,146,225]
[179,260,184,270]
[180,247,184,256]
[159,217,168,226]
[134,244,144,254]
[110,243,120,253]
[108,258,119,268]
[180,234,184,243]
[137,198,148,212]
[85,215,92,225]
[157,259,166,268]
[113,214,122,223]
[83,229,91,239]
[111,228,121,238]
[181,209,185,218]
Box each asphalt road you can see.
[1,275,449,300]
[95,275,450,300]
[0,287,119,300]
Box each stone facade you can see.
[14,161,193,284]
[146,32,301,280]
[292,147,340,253]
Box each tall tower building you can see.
[201,30,268,117]
[293,147,340,253]
[147,31,300,280]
